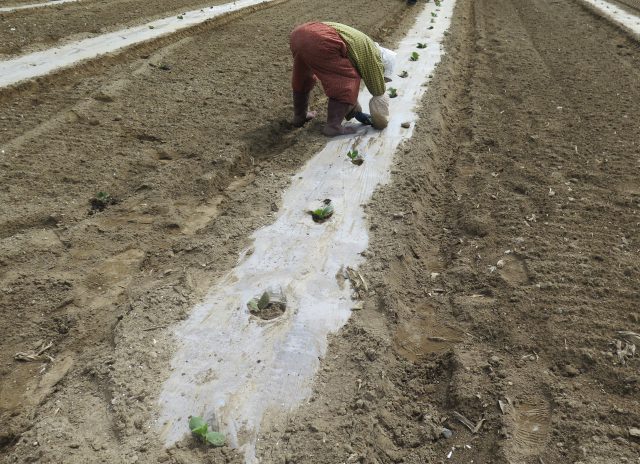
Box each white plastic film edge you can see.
[156,1,457,463]
[581,0,640,35]
[0,0,79,14]
[0,0,277,88]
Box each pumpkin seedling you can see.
[89,191,117,213]
[399,70,409,78]
[431,12,438,17]
[247,289,287,320]
[410,52,420,61]
[435,0,441,6]
[388,87,398,98]
[417,43,427,49]
[148,25,155,29]
[177,15,184,19]
[309,199,334,223]
[347,149,364,166]
[189,416,225,447]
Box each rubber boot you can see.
[345,102,362,121]
[323,99,358,136]
[292,91,315,127]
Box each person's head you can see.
[376,44,397,83]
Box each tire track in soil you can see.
[256,0,640,463]
[0,0,412,462]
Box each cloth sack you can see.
[369,94,390,129]
[375,44,397,82]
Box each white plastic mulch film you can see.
[157,1,457,463]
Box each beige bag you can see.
[369,94,389,130]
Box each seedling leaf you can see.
[410,52,420,61]
[205,431,226,447]
[347,149,364,165]
[399,70,409,78]
[388,88,398,98]
[311,203,334,222]
[96,191,110,202]
[257,291,270,310]
[417,43,427,49]
[312,206,332,220]
[189,416,208,436]
[189,416,226,447]
[247,299,259,312]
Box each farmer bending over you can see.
[290,22,396,136]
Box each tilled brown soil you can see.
[256,0,640,463]
[0,0,232,57]
[0,0,412,462]
[1,0,640,463]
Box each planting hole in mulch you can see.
[247,289,287,320]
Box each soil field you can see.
[1,0,640,463]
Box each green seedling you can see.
[399,70,409,78]
[435,0,441,6]
[387,87,398,98]
[311,206,333,222]
[247,292,271,313]
[257,291,271,310]
[177,15,184,19]
[189,416,225,447]
[247,290,287,320]
[410,52,420,61]
[310,200,334,223]
[89,191,117,213]
[347,149,364,166]
[417,43,427,49]
[96,191,110,203]
[148,25,155,29]
[431,12,438,17]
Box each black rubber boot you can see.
[354,112,373,126]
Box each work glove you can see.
[354,112,373,125]
[369,94,390,130]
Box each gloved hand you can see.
[354,112,373,125]
[369,94,390,130]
